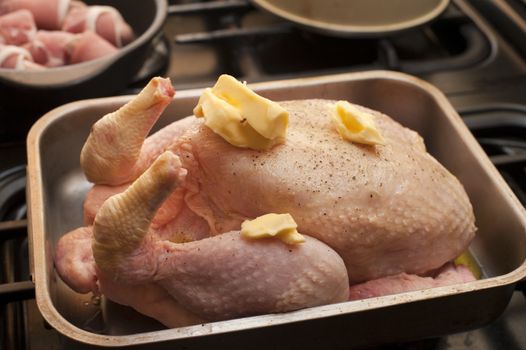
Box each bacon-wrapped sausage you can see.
[0,9,36,45]
[63,4,134,47]
[0,0,71,30]
[0,43,43,69]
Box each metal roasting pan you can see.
[27,71,526,349]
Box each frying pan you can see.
[252,0,450,37]
[0,0,167,136]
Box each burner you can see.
[249,31,381,75]
[469,0,526,65]
[0,166,26,221]
[168,1,491,86]
[462,108,526,206]
[0,165,30,350]
[249,7,490,76]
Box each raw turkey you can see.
[55,76,477,327]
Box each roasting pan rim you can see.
[27,70,526,347]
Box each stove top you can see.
[1,0,526,349]
[163,0,526,103]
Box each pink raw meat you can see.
[0,9,36,45]
[0,0,71,30]
[25,30,74,67]
[26,30,117,67]
[348,263,476,300]
[0,43,42,69]
[67,31,118,64]
[63,4,134,47]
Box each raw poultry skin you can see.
[55,77,476,326]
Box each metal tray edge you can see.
[26,70,526,347]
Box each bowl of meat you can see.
[0,0,167,118]
[27,71,526,348]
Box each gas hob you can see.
[2,0,526,349]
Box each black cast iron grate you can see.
[462,107,526,206]
[166,0,491,86]
[0,165,32,350]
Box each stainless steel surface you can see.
[252,0,450,37]
[0,0,167,87]
[26,71,526,348]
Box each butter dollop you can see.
[240,213,305,245]
[454,250,481,280]
[193,74,289,150]
[332,100,385,146]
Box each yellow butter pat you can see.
[332,100,385,146]
[454,250,482,280]
[241,213,305,245]
[194,74,289,150]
